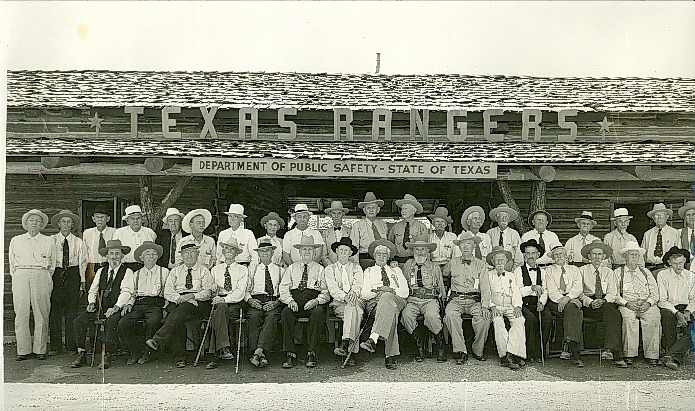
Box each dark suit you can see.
[156,230,186,268]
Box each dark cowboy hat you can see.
[134,241,164,264]
[331,237,358,256]
[580,239,613,260]
[260,211,285,229]
[368,239,397,259]
[99,239,131,257]
[520,238,545,257]
[180,243,201,252]
[92,204,112,216]
[486,246,513,267]
[663,246,690,266]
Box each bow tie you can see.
[334,227,341,231]
[462,259,472,265]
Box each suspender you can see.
[134,266,164,297]
[619,266,653,298]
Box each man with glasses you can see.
[113,205,157,273]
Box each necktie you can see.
[62,238,70,269]
[474,239,482,259]
[560,266,567,294]
[655,228,663,257]
[299,264,308,291]
[499,230,504,247]
[98,232,106,254]
[538,232,545,248]
[416,264,424,287]
[690,230,695,256]
[170,235,177,265]
[223,265,232,291]
[104,269,115,298]
[581,237,587,261]
[402,222,410,249]
[594,269,603,299]
[380,266,390,287]
[334,227,341,232]
[533,267,542,285]
[371,221,382,240]
[264,265,274,296]
[185,268,193,289]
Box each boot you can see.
[411,327,425,362]
[433,331,446,363]
[71,351,87,368]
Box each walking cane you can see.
[91,290,105,367]
[341,303,377,369]
[539,309,545,366]
[235,307,243,374]
[193,303,216,367]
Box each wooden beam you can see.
[620,165,652,181]
[530,165,556,182]
[144,157,176,173]
[40,157,81,169]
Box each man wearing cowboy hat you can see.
[428,207,460,291]
[49,209,88,355]
[279,235,330,368]
[350,192,389,270]
[401,234,447,362]
[514,239,551,364]
[677,201,695,261]
[578,240,628,368]
[657,246,695,370]
[481,246,526,370]
[82,204,116,291]
[604,208,644,268]
[359,239,409,370]
[544,243,585,367]
[642,203,679,272]
[146,243,215,368]
[325,237,365,362]
[257,211,286,267]
[9,209,56,361]
[521,210,560,251]
[321,200,353,266]
[389,194,428,266]
[157,207,186,269]
[217,204,258,267]
[459,205,491,261]
[71,239,133,369]
[206,238,249,369]
[565,211,600,267]
[283,204,326,267]
[175,209,216,270]
[246,241,284,368]
[613,241,661,366]
[487,203,524,270]
[113,204,157,273]
[445,232,491,364]
[115,241,169,366]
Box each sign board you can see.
[192,157,497,180]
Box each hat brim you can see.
[461,206,485,231]
[610,215,633,221]
[453,236,482,246]
[528,210,552,226]
[182,209,213,232]
[357,200,384,209]
[486,249,513,266]
[428,214,453,224]
[260,215,285,229]
[580,242,613,260]
[122,212,143,222]
[254,245,278,252]
[325,207,350,214]
[134,243,164,264]
[224,212,248,218]
[663,247,690,265]
[395,199,423,214]
[619,246,646,256]
[678,204,695,219]
[404,241,437,252]
[331,242,358,256]
[162,213,185,224]
[575,217,598,226]
[293,243,322,250]
[647,209,673,219]
[490,207,519,222]
[22,210,49,231]
[51,212,80,230]
[99,245,132,257]
[520,240,545,257]
[368,239,397,258]
[220,244,243,253]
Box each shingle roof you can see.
[6,139,694,164]
[7,71,695,112]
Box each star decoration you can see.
[88,112,103,137]
[596,116,613,141]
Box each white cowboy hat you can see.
[489,203,519,222]
[357,192,384,209]
[395,194,423,214]
[647,203,673,219]
[122,205,143,221]
[461,206,486,231]
[678,201,695,219]
[292,234,322,249]
[619,241,646,256]
[182,209,213,233]
[610,208,633,221]
[325,200,349,214]
[22,209,49,231]
[547,242,566,256]
[162,207,185,223]
[453,231,482,246]
[224,204,247,218]
[575,211,597,226]
[292,204,313,216]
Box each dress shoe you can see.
[282,355,295,369]
[16,354,29,361]
[145,338,159,351]
[259,354,269,368]
[175,360,187,368]
[471,353,486,362]
[218,347,235,360]
[515,356,526,367]
[71,351,87,368]
[98,353,112,370]
[138,351,152,365]
[647,359,661,366]
[455,352,469,365]
[334,339,350,357]
[360,339,376,353]
[624,357,634,366]
[613,359,628,368]
[385,356,397,370]
[126,355,139,366]
[36,354,47,360]
[345,357,356,366]
[306,352,317,368]
[601,349,614,360]
[573,359,585,368]
[504,354,520,370]
[249,353,261,368]
[662,356,679,370]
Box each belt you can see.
[252,294,278,302]
[410,287,439,299]
[450,291,479,298]
[16,266,50,271]
[135,296,165,304]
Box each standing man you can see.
[614,241,661,366]
[176,209,216,269]
[604,208,644,269]
[401,235,447,362]
[321,200,352,266]
[579,240,628,368]
[217,204,258,267]
[544,243,585,367]
[113,205,157,273]
[82,205,116,290]
[658,246,695,370]
[487,203,524,270]
[350,192,389,270]
[257,212,285,267]
[389,194,428,266]
[359,240,409,370]
[677,201,695,261]
[520,210,559,251]
[642,203,679,273]
[279,235,329,369]
[565,211,600,267]
[428,207,459,291]
[49,209,88,355]
[283,204,326,266]
[459,206,491,261]
[157,207,185,269]
[514,239,551,364]
[445,232,491,364]
[9,209,56,361]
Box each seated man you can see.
[445,232,491,364]
[145,243,215,368]
[279,235,330,369]
[401,235,447,362]
[116,241,169,366]
[359,240,409,370]
[71,240,132,369]
[206,238,249,369]
[578,240,627,368]
[658,246,695,370]
[246,241,284,368]
[325,237,365,363]
[613,241,661,366]
[481,246,526,370]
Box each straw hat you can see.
[162,207,185,224]
[182,209,213,233]
[678,201,695,219]
[325,200,350,214]
[292,204,313,216]
[618,241,646,256]
[260,212,285,229]
[610,208,633,221]
[51,210,81,230]
[219,237,243,252]
[647,203,673,219]
[357,192,384,209]
[254,241,277,252]
[134,241,164,264]
[461,206,485,231]
[580,239,613,260]
[122,205,143,221]
[575,211,597,226]
[368,239,397,258]
[224,204,247,218]
[486,246,512,267]
[489,203,519,222]
[453,231,482,246]
[405,234,437,252]
[22,209,48,231]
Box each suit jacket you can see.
[321,226,352,264]
[156,229,187,268]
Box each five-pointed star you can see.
[88,112,103,134]
[597,116,613,133]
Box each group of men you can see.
[8,195,695,372]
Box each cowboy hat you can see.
[260,211,285,229]
[99,239,131,257]
[428,207,453,224]
[325,200,350,214]
[520,238,545,257]
[580,239,613,260]
[368,239,397,259]
[122,205,143,221]
[182,209,213,233]
[647,203,673,219]
[461,206,485,231]
[292,204,313,216]
[92,204,112,217]
[489,203,519,222]
[357,192,384,209]
[678,201,695,219]
[547,242,566,257]
[405,234,438,253]
[224,204,247,218]
[536,253,554,266]
[663,246,690,266]
[292,234,322,249]
[528,210,552,226]
[51,210,81,230]
[618,241,646,256]
[453,231,482,246]
[162,207,185,224]
[610,208,633,221]
[331,236,358,256]
[254,241,277,252]
[395,194,423,214]
[219,237,243,252]
[575,211,597,226]
[134,241,164,264]
[22,209,48,231]
[486,246,512,267]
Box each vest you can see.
[98,263,127,309]
[521,265,542,306]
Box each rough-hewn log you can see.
[139,175,193,232]
[496,180,530,233]
[144,158,176,173]
[621,165,652,181]
[40,157,80,169]
[527,181,548,235]
[531,166,556,182]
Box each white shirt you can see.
[117,265,169,307]
[256,235,284,266]
[565,233,600,264]
[520,229,560,248]
[163,263,214,305]
[82,226,117,264]
[175,235,216,269]
[604,230,643,266]
[360,264,409,300]
[8,232,57,275]
[350,218,389,254]
[657,267,695,314]
[579,263,619,306]
[52,232,88,282]
[278,261,330,305]
[282,227,325,263]
[217,226,258,265]
[324,261,364,302]
[429,231,460,263]
[113,226,157,263]
[245,261,283,300]
[459,231,492,260]
[483,270,522,308]
[544,264,583,303]
[210,262,249,304]
[613,265,658,306]
[88,264,133,305]
[487,226,524,268]
[513,264,548,305]
[641,225,679,264]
